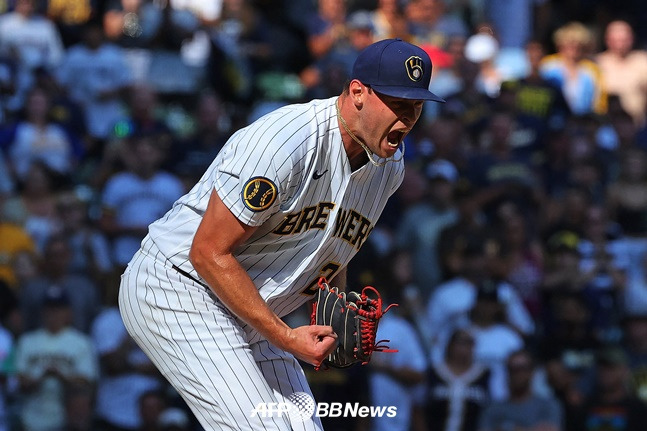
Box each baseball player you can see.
[118,38,444,430]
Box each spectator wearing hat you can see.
[574,346,647,431]
[463,32,507,99]
[14,285,98,431]
[395,159,460,296]
[478,349,562,431]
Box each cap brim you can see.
[372,85,445,102]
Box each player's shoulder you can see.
[237,97,337,160]
[251,97,336,143]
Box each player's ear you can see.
[349,80,366,107]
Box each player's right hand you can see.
[284,325,338,366]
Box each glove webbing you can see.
[354,285,398,362]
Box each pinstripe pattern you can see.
[148,97,403,336]
[120,96,405,429]
[120,239,323,430]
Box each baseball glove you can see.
[310,277,398,369]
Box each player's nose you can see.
[399,103,422,127]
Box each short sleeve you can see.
[213,125,301,227]
[215,150,284,226]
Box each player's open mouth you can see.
[387,131,405,148]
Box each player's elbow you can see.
[189,240,237,284]
[189,239,211,274]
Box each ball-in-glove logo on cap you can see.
[242,176,277,211]
[405,56,424,82]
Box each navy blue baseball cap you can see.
[351,38,445,102]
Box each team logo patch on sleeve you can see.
[242,177,277,212]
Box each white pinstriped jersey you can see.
[147,96,404,338]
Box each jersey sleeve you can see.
[213,119,305,227]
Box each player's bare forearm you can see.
[191,248,288,341]
[191,248,336,364]
[190,190,337,365]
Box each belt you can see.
[171,264,209,289]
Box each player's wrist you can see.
[262,320,294,352]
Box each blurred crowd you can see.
[2,0,647,430]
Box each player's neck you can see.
[347,148,369,171]
[336,96,370,171]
